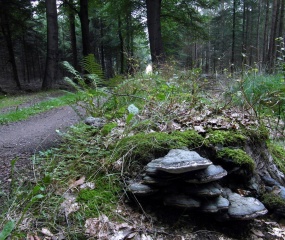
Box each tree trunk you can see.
[118,16,124,74]
[79,0,91,57]
[263,0,270,65]
[68,0,78,70]
[146,0,165,68]
[42,0,58,90]
[279,0,285,38]
[231,0,237,74]
[0,11,21,89]
[267,0,280,72]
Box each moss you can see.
[77,174,120,218]
[244,124,269,142]
[217,147,255,172]
[205,130,247,146]
[101,122,118,136]
[267,142,285,175]
[112,130,204,163]
[262,193,285,209]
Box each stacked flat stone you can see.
[128,149,267,220]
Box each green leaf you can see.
[126,113,134,124]
[0,221,15,240]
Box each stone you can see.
[227,193,268,220]
[184,165,227,184]
[128,183,158,196]
[156,149,212,174]
[84,117,106,128]
[164,194,201,208]
[185,182,223,197]
[201,196,229,213]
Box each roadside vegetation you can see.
[1,60,285,239]
[0,91,82,124]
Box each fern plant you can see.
[62,54,107,116]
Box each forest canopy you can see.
[0,0,284,90]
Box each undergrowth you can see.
[1,58,285,239]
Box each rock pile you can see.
[127,149,268,220]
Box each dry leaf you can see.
[69,176,86,189]
[41,228,54,237]
[80,182,95,190]
[194,125,206,133]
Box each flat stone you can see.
[185,182,223,197]
[84,117,106,128]
[184,165,227,184]
[227,193,268,220]
[164,194,201,208]
[201,196,229,213]
[127,183,158,196]
[156,149,212,174]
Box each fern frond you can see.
[81,54,104,80]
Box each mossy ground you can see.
[217,147,255,172]
[262,192,285,210]
[205,130,247,146]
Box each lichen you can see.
[261,193,285,210]
[205,130,247,146]
[267,142,285,175]
[217,147,255,172]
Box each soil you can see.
[0,105,85,192]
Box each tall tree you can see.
[0,0,24,89]
[42,0,59,90]
[79,0,91,57]
[231,0,237,74]
[145,0,165,67]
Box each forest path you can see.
[0,105,85,191]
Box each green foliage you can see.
[217,147,255,172]
[231,74,285,117]
[62,55,108,117]
[101,122,118,136]
[0,221,15,240]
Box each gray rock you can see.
[261,175,280,187]
[185,182,223,197]
[227,193,268,220]
[164,194,201,208]
[156,149,212,174]
[184,165,227,184]
[128,183,158,196]
[84,117,106,128]
[201,196,229,213]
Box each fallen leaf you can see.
[80,182,95,190]
[194,125,206,133]
[41,228,53,237]
[69,176,86,189]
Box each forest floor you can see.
[1,80,285,239]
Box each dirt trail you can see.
[0,106,85,190]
